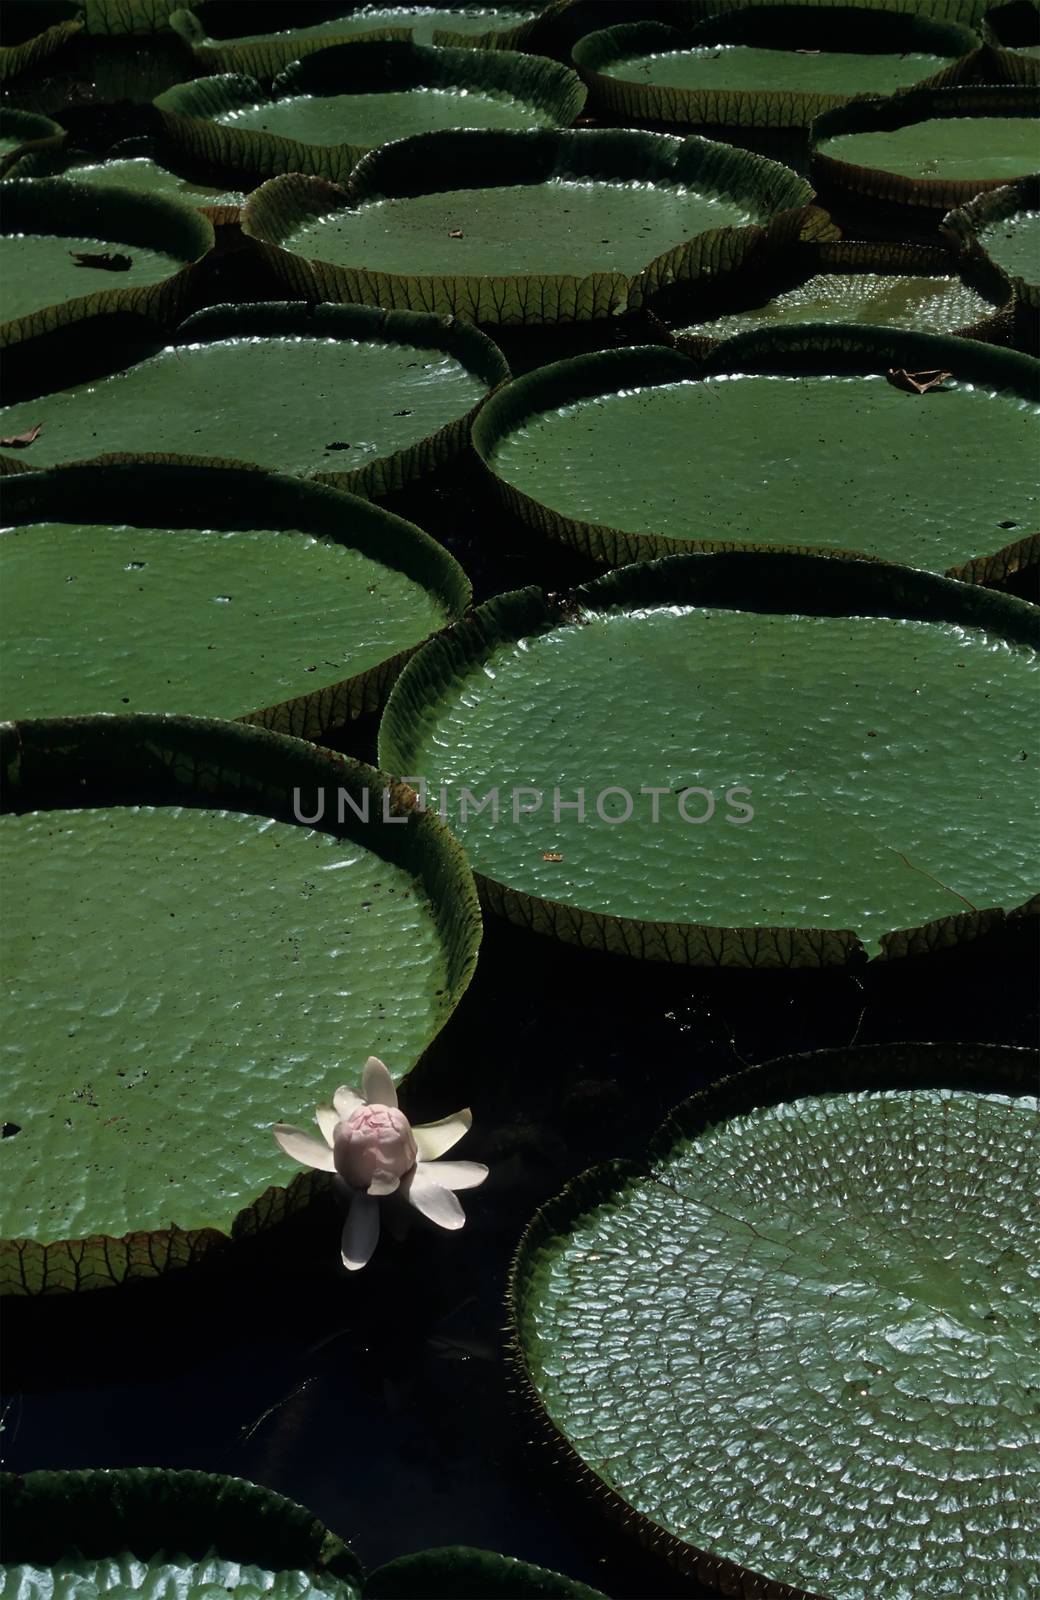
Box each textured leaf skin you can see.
[0,1468,362,1596]
[0,715,481,1293]
[0,1554,354,1595]
[155,41,586,188]
[365,1547,607,1599]
[0,300,509,502]
[0,11,81,84]
[811,83,1040,213]
[574,13,983,132]
[0,460,471,736]
[509,1043,1040,1597]
[379,553,1039,967]
[0,179,212,352]
[241,127,819,326]
[470,323,1040,585]
[79,0,185,35]
[648,237,1012,354]
[943,174,1040,311]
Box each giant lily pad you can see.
[669,0,995,25]
[242,127,822,324]
[365,1548,606,1598]
[78,0,195,34]
[0,1469,363,1596]
[510,1042,1039,1596]
[812,83,1040,213]
[646,238,1009,350]
[0,301,508,497]
[155,39,585,188]
[0,2,81,84]
[12,134,249,219]
[0,178,213,351]
[0,715,481,1294]
[170,3,566,82]
[472,325,1039,580]
[379,554,1040,966]
[0,108,63,167]
[573,11,979,131]
[0,1469,606,1600]
[943,174,1040,309]
[0,462,470,734]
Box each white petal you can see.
[368,1171,400,1197]
[362,1056,398,1108]
[315,1104,339,1146]
[406,1167,465,1230]
[421,1158,487,1191]
[413,1109,472,1161]
[341,1191,379,1270]
[333,1084,364,1118]
[273,1124,336,1172]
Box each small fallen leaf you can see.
[542,851,564,863]
[70,250,132,271]
[0,422,42,448]
[886,367,953,395]
[448,229,464,239]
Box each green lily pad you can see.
[0,1469,605,1600]
[79,0,190,35]
[63,152,245,210]
[0,301,508,497]
[156,39,585,187]
[0,4,81,84]
[574,11,978,131]
[0,1469,363,1597]
[170,3,564,81]
[0,178,213,351]
[647,239,1007,349]
[812,84,1040,212]
[0,108,63,166]
[365,1548,606,1599]
[510,1042,1039,1596]
[243,127,819,324]
[0,714,481,1293]
[379,554,1040,966]
[943,175,1040,309]
[670,0,994,24]
[13,135,249,215]
[472,325,1039,580]
[0,462,470,734]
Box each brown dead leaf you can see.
[70,250,132,271]
[542,851,564,863]
[886,367,953,395]
[0,423,42,448]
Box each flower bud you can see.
[333,1104,417,1191]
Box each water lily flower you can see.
[273,1056,487,1271]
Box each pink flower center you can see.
[333,1104,417,1191]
